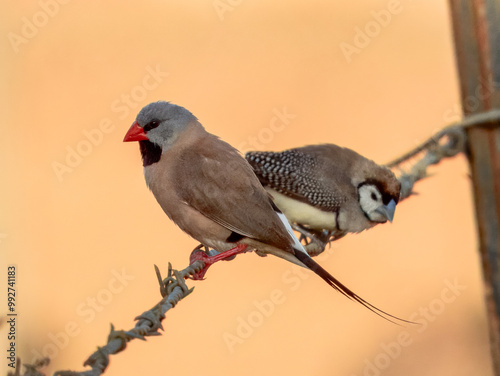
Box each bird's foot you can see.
[189,244,249,280]
[292,224,329,256]
[304,242,325,257]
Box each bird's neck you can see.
[139,140,162,167]
[139,121,208,167]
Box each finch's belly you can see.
[267,189,337,231]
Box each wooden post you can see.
[448,0,500,373]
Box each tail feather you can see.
[293,248,415,325]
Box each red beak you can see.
[123,121,149,142]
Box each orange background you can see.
[0,1,493,375]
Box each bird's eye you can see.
[143,120,160,132]
[371,192,377,201]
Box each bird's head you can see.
[357,168,401,223]
[123,101,198,149]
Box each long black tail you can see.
[293,248,415,325]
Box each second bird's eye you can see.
[143,120,160,132]
[371,192,377,200]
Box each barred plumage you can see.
[246,144,400,233]
[246,150,346,211]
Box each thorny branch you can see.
[386,109,500,200]
[14,111,500,376]
[28,262,204,376]
[387,124,466,200]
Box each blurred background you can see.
[0,1,493,375]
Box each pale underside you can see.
[267,188,338,230]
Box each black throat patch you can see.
[139,140,162,166]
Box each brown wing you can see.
[173,133,292,250]
[246,144,358,212]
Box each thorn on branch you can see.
[7,357,49,376]
[51,263,198,376]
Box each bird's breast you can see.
[267,189,338,231]
[144,160,235,251]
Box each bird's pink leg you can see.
[189,244,249,280]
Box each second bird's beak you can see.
[123,121,149,142]
[375,199,397,223]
